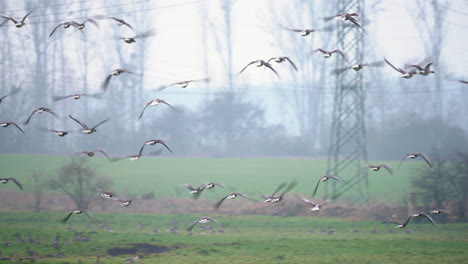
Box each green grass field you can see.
[0,211,466,263]
[0,154,426,202]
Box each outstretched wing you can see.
[283,57,298,71]
[157,140,173,153]
[101,75,113,91]
[419,212,437,226]
[24,111,36,125]
[214,195,229,209]
[44,108,60,119]
[417,153,433,168]
[263,62,280,78]
[95,149,110,159]
[186,221,199,232]
[384,58,405,74]
[238,61,258,75]
[10,122,25,134]
[380,164,393,176]
[8,177,23,190]
[21,9,34,23]
[280,180,297,197]
[91,118,110,130]
[61,212,74,224]
[271,182,287,197]
[49,23,66,38]
[134,28,156,39]
[312,179,322,197]
[83,18,99,28]
[68,115,88,129]
[159,99,176,111]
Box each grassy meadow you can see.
[0,211,466,263]
[0,154,426,202]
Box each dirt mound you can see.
[107,243,171,256]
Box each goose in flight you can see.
[333,61,384,74]
[391,212,436,228]
[101,69,137,91]
[384,58,417,79]
[52,93,102,101]
[138,99,175,120]
[181,184,206,200]
[116,28,155,44]
[400,152,432,168]
[214,192,251,209]
[0,121,25,134]
[324,13,363,29]
[296,195,329,211]
[158,78,209,92]
[267,57,298,71]
[238,60,279,78]
[312,175,343,197]
[61,210,94,224]
[312,48,347,60]
[280,24,334,36]
[24,107,59,125]
[0,177,23,190]
[187,216,220,232]
[77,149,109,159]
[262,180,297,203]
[49,19,99,37]
[0,10,33,28]
[69,115,110,134]
[407,62,434,76]
[367,164,393,176]
[139,139,173,155]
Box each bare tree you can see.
[49,158,112,210]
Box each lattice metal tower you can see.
[326,0,368,203]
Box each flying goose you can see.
[61,210,94,224]
[262,180,297,203]
[324,13,363,29]
[267,57,298,71]
[384,58,417,79]
[427,209,449,215]
[407,62,434,76]
[214,192,251,209]
[96,16,133,29]
[24,107,59,125]
[0,177,23,190]
[296,195,329,211]
[139,139,173,155]
[0,10,33,28]
[69,115,110,134]
[49,19,99,37]
[116,199,132,207]
[238,60,279,78]
[391,212,437,228]
[45,129,72,137]
[78,149,109,159]
[0,121,25,134]
[181,184,206,200]
[312,175,343,197]
[138,99,175,120]
[110,149,163,162]
[333,61,384,74]
[187,216,220,232]
[400,152,432,168]
[101,69,137,91]
[367,164,393,176]
[97,188,117,199]
[52,93,102,101]
[202,182,225,190]
[157,78,210,91]
[0,86,21,104]
[116,28,155,44]
[312,48,347,60]
[280,24,334,36]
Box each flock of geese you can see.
[0,5,457,262]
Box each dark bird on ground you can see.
[214,192,251,209]
[312,48,347,60]
[280,24,334,36]
[0,86,21,103]
[296,195,329,211]
[61,210,94,224]
[312,175,343,197]
[367,164,393,176]
[52,93,102,101]
[69,115,110,134]
[400,152,432,168]
[0,121,25,134]
[138,99,175,120]
[78,149,109,158]
[101,69,137,90]
[267,57,298,71]
[24,107,59,125]
[391,212,437,228]
[238,60,279,78]
[0,9,33,28]
[49,19,99,37]
[407,62,434,76]
[116,28,155,43]
[187,216,220,232]
[0,177,23,190]
[158,78,210,91]
[262,180,297,203]
[427,209,449,215]
[324,12,363,29]
[333,61,384,74]
[384,58,417,79]
[139,139,173,155]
